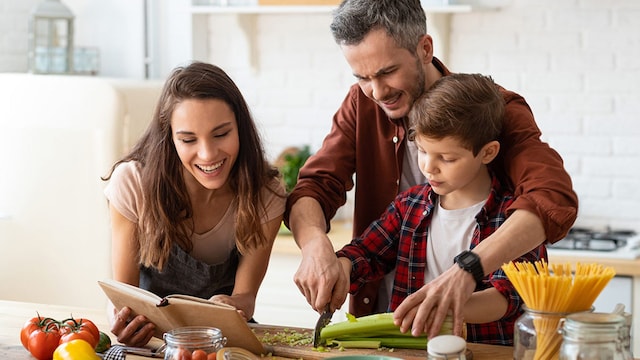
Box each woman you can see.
[102,62,285,346]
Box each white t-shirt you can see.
[425,197,486,283]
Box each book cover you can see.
[98,279,268,355]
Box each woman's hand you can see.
[209,294,252,321]
[111,306,156,347]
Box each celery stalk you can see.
[332,340,382,349]
[334,337,428,349]
[320,313,398,339]
[320,312,455,350]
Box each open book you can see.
[98,279,268,355]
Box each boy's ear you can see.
[480,140,500,164]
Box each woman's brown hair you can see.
[103,62,281,270]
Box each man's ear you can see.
[480,140,500,164]
[417,34,434,65]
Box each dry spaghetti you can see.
[502,260,615,360]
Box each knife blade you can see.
[312,303,334,348]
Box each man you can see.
[285,0,577,339]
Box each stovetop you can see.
[547,227,640,259]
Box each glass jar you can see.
[620,312,633,356]
[559,312,631,360]
[163,326,227,360]
[427,334,466,360]
[514,305,591,360]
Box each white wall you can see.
[446,0,640,231]
[193,1,640,231]
[1,1,638,231]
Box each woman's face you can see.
[171,98,240,191]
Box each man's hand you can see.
[293,233,349,313]
[393,265,475,338]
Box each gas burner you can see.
[547,227,640,259]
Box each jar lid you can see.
[427,335,466,355]
[566,312,625,325]
[163,326,224,348]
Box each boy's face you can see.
[415,134,495,203]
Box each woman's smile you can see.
[196,159,225,174]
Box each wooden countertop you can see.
[0,299,515,359]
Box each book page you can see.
[98,279,267,354]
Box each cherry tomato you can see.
[191,349,208,360]
[207,352,217,360]
[172,346,192,360]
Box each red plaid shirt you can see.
[336,174,547,345]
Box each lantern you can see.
[28,0,75,74]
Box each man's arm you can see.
[289,197,350,312]
[498,91,578,243]
[473,209,545,278]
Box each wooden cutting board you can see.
[250,324,473,360]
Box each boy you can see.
[335,73,547,345]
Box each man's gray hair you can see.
[330,0,427,54]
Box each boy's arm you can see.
[462,288,508,324]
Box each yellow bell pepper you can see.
[53,339,100,360]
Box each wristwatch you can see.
[453,250,484,288]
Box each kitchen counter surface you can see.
[0,299,517,359]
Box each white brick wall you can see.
[447,0,640,231]
[0,0,38,72]
[195,1,640,231]
[1,0,638,230]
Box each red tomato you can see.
[207,352,217,360]
[172,347,192,360]
[20,316,58,349]
[20,315,61,360]
[27,326,62,360]
[59,317,100,348]
[191,349,208,360]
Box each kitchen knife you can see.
[312,303,334,347]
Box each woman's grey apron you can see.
[140,244,239,299]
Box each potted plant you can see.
[275,145,312,234]
[275,145,312,194]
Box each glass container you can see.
[514,305,591,360]
[28,0,75,74]
[559,312,631,360]
[163,326,227,360]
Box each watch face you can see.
[460,254,474,266]
[457,252,477,267]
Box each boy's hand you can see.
[393,265,475,338]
